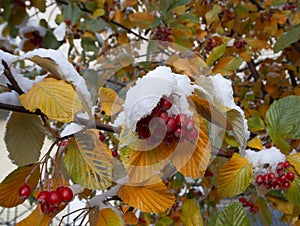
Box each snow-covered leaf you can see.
[53,22,66,41]
[64,131,112,190]
[98,87,124,115]
[208,202,251,226]
[181,199,203,226]
[265,95,300,153]
[0,164,40,208]
[217,154,253,197]
[5,112,45,166]
[118,180,175,213]
[19,77,83,122]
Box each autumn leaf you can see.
[5,112,45,166]
[64,130,113,190]
[0,164,40,208]
[247,136,263,150]
[123,211,138,225]
[19,77,82,122]
[89,208,123,226]
[181,199,203,226]
[98,87,124,115]
[212,56,243,76]
[190,94,232,130]
[286,153,300,175]
[285,174,300,206]
[16,206,53,226]
[128,12,153,29]
[217,154,253,198]
[171,124,211,178]
[267,195,294,215]
[118,180,175,213]
[206,44,226,66]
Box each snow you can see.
[0,91,22,106]
[123,66,195,131]
[245,147,286,175]
[18,48,92,107]
[60,123,83,138]
[53,22,66,41]
[0,50,17,75]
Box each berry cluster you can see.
[233,39,247,49]
[206,38,220,51]
[37,186,73,214]
[135,96,198,144]
[255,161,295,190]
[238,197,259,214]
[153,26,172,43]
[283,3,298,11]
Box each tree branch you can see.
[247,59,260,81]
[288,69,297,87]
[249,0,264,11]
[2,60,24,95]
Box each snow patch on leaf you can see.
[53,22,66,41]
[0,50,17,74]
[245,147,286,175]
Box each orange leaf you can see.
[0,164,40,208]
[123,211,138,224]
[118,180,175,213]
[190,94,233,130]
[98,87,124,115]
[128,12,153,29]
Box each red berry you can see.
[277,162,284,170]
[61,140,68,146]
[282,181,290,189]
[185,119,195,130]
[137,127,151,139]
[286,172,295,181]
[41,202,50,214]
[112,150,118,157]
[255,175,264,185]
[276,168,284,176]
[18,184,31,200]
[99,132,105,141]
[268,172,276,183]
[247,202,254,208]
[172,216,180,221]
[166,117,177,131]
[65,19,71,25]
[37,191,49,204]
[151,105,162,117]
[57,187,73,203]
[273,184,281,190]
[263,174,269,185]
[284,161,290,168]
[186,128,198,142]
[265,143,272,148]
[47,191,62,207]
[279,174,287,184]
[160,97,172,110]
[204,171,214,177]
[174,127,185,138]
[159,111,169,122]
[238,197,247,203]
[176,114,187,126]
[48,205,59,213]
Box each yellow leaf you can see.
[98,87,124,115]
[190,94,233,130]
[120,144,173,184]
[97,208,123,226]
[30,0,46,12]
[123,0,138,7]
[64,130,113,190]
[217,154,253,197]
[267,195,294,215]
[16,206,53,226]
[118,180,175,213]
[93,8,105,18]
[128,12,154,29]
[123,211,138,225]
[0,164,40,208]
[172,125,211,178]
[286,153,300,175]
[247,137,263,150]
[19,77,82,122]
[181,199,203,226]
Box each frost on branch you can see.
[245,147,286,175]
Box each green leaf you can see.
[159,0,192,15]
[274,25,300,53]
[64,130,113,190]
[205,4,222,25]
[217,154,253,198]
[178,13,199,23]
[213,57,244,76]
[156,216,173,226]
[209,202,251,226]
[206,44,226,66]
[285,174,300,205]
[265,96,300,153]
[181,199,203,226]
[63,3,82,26]
[5,112,45,166]
[82,18,107,32]
[43,31,62,49]
[247,116,265,132]
[256,197,272,226]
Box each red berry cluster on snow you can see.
[36,186,73,214]
[255,161,295,190]
[135,96,198,144]
[18,184,31,200]
[233,39,247,49]
[238,197,259,214]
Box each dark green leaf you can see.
[43,31,62,49]
[63,3,82,26]
[274,25,300,53]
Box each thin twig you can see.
[2,60,24,95]
[247,59,260,81]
